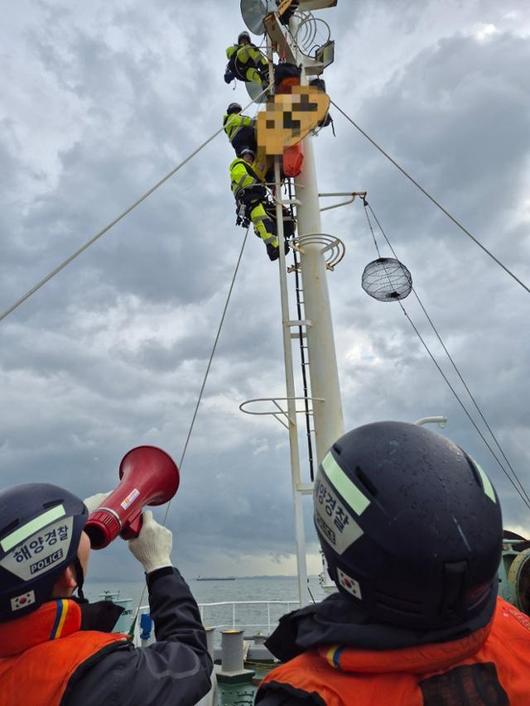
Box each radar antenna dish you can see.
[245,80,268,104]
[240,0,276,35]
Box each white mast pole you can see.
[291,20,344,464]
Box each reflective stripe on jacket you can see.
[229,157,262,196]
[226,44,268,82]
[223,113,254,143]
[258,597,530,706]
[226,44,267,68]
[0,599,126,706]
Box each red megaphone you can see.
[85,445,180,549]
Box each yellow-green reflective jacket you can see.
[229,158,262,196]
[225,44,268,67]
[223,113,255,143]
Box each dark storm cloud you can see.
[0,1,528,579]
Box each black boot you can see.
[266,242,280,261]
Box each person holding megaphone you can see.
[0,446,212,706]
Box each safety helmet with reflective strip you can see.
[0,483,87,621]
[314,421,502,630]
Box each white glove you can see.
[83,492,111,514]
[128,510,173,574]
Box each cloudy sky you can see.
[0,1,529,586]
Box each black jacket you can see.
[61,567,212,706]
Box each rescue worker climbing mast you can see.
[224,31,269,87]
[223,102,257,157]
[230,149,292,262]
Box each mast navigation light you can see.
[361,257,413,302]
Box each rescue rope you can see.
[331,99,530,297]
[132,226,250,626]
[168,226,249,503]
[363,203,530,511]
[0,90,270,325]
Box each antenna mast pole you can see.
[289,11,344,464]
[240,0,342,606]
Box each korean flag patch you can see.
[11,590,36,612]
[337,568,362,600]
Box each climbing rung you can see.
[285,319,312,328]
[290,331,307,340]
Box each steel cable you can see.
[365,202,530,506]
[331,99,530,296]
[0,89,269,324]
[132,226,249,625]
[362,204,530,510]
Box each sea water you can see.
[85,575,327,637]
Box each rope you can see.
[362,203,530,510]
[366,202,530,506]
[399,304,530,511]
[0,89,270,325]
[362,200,382,258]
[331,99,530,296]
[167,226,249,507]
[132,226,249,624]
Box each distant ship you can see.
[196,576,236,581]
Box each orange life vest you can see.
[260,597,530,706]
[0,598,128,706]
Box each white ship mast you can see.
[241,0,344,605]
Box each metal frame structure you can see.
[240,2,344,606]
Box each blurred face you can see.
[242,153,254,164]
[52,530,91,598]
[77,530,91,577]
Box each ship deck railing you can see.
[136,599,300,644]
[197,599,300,633]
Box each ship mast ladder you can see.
[287,178,317,484]
[239,3,344,605]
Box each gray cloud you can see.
[0,1,529,582]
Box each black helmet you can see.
[227,102,242,115]
[314,421,503,629]
[0,483,88,621]
[238,31,251,44]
